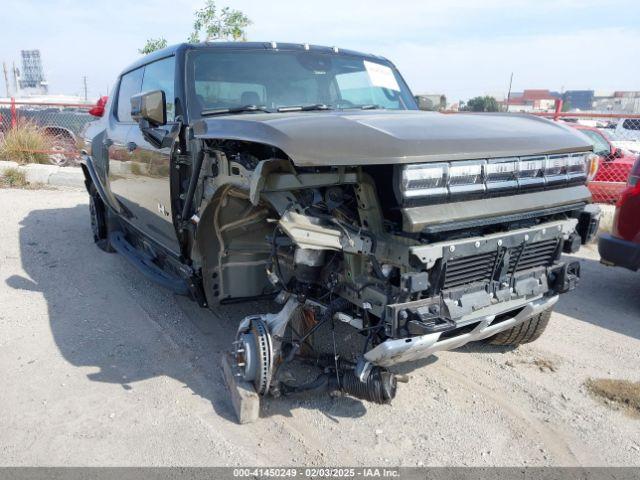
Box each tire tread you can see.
[487,308,552,346]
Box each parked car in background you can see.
[569,124,638,203]
[598,155,640,271]
[607,118,640,155]
[88,96,109,118]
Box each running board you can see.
[108,231,190,295]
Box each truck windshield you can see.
[186,49,417,117]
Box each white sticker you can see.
[364,60,400,92]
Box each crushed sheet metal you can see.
[278,211,343,251]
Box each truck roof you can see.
[121,42,390,76]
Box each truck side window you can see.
[116,67,144,122]
[142,56,176,122]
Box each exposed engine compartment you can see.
[189,139,591,404]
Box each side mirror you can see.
[131,90,166,127]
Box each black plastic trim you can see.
[421,203,585,235]
[109,231,190,295]
[598,234,640,271]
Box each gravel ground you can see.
[0,188,638,466]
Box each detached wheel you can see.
[486,308,552,346]
[89,185,114,252]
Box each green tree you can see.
[138,38,168,55]
[190,1,252,42]
[139,1,251,54]
[465,96,500,112]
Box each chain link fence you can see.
[531,112,640,205]
[0,99,96,166]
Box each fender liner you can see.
[81,155,115,212]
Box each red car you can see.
[598,156,640,271]
[570,124,638,203]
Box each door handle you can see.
[126,141,137,152]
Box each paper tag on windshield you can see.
[364,60,400,91]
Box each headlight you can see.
[399,151,591,201]
[486,158,518,191]
[566,153,589,182]
[400,163,448,198]
[517,156,545,188]
[448,160,485,194]
[544,154,569,184]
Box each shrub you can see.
[0,121,50,165]
[0,167,28,188]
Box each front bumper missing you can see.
[364,295,559,367]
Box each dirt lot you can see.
[0,188,638,466]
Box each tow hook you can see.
[550,261,581,293]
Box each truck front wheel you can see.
[486,308,552,346]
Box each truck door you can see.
[107,66,143,223]
[125,56,179,254]
[108,56,180,255]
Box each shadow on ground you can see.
[555,253,640,340]
[13,205,631,425]
[6,204,374,423]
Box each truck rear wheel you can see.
[486,308,552,346]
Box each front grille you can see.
[511,238,559,273]
[442,238,559,290]
[444,251,498,289]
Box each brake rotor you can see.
[234,317,273,396]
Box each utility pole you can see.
[2,62,10,97]
[12,61,19,96]
[83,76,88,102]
[505,72,514,112]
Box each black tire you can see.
[486,308,552,346]
[89,185,114,253]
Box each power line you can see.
[505,72,514,112]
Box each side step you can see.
[108,231,190,295]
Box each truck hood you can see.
[192,110,591,167]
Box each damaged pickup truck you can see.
[81,42,600,407]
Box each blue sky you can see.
[1,0,639,102]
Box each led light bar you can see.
[567,153,589,181]
[517,156,546,188]
[448,160,485,194]
[545,154,569,185]
[401,163,448,198]
[399,153,590,200]
[486,158,518,191]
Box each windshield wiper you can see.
[201,105,270,116]
[356,104,384,110]
[276,104,333,112]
